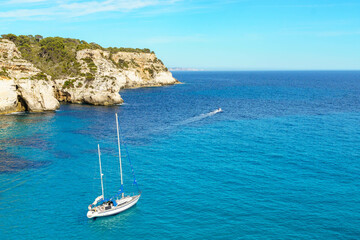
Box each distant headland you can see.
[0,34,180,114]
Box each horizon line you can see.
[169,69,360,72]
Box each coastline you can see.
[0,37,180,115]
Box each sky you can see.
[0,0,359,70]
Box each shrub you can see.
[62,79,76,89]
[0,67,9,78]
[76,41,103,51]
[1,34,18,42]
[155,58,164,65]
[82,57,97,73]
[117,59,129,69]
[85,73,95,81]
[106,47,152,54]
[131,59,139,67]
[104,75,116,80]
[35,35,43,42]
[144,67,154,76]
[30,72,48,81]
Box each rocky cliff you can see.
[54,48,178,106]
[0,39,59,114]
[0,35,179,114]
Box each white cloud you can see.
[6,0,47,3]
[0,0,179,18]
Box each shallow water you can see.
[1,71,360,239]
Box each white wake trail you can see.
[175,109,221,126]
[130,109,222,139]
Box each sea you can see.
[1,71,360,239]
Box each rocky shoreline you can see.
[0,38,179,114]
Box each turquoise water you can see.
[1,71,360,239]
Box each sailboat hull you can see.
[87,194,141,219]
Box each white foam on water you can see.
[175,109,221,126]
[5,111,25,116]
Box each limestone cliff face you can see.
[0,79,19,114]
[0,39,60,114]
[0,38,178,114]
[54,49,179,105]
[54,49,125,106]
[111,51,177,88]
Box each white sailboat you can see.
[87,113,141,219]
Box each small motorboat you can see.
[215,108,223,113]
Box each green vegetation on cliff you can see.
[62,79,76,89]
[0,67,9,78]
[82,57,97,73]
[30,72,48,81]
[1,34,154,79]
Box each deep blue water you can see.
[1,71,360,239]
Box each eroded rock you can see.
[0,39,60,114]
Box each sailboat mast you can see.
[116,113,124,198]
[98,144,104,199]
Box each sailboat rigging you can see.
[87,113,141,219]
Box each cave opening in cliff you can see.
[17,95,28,112]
